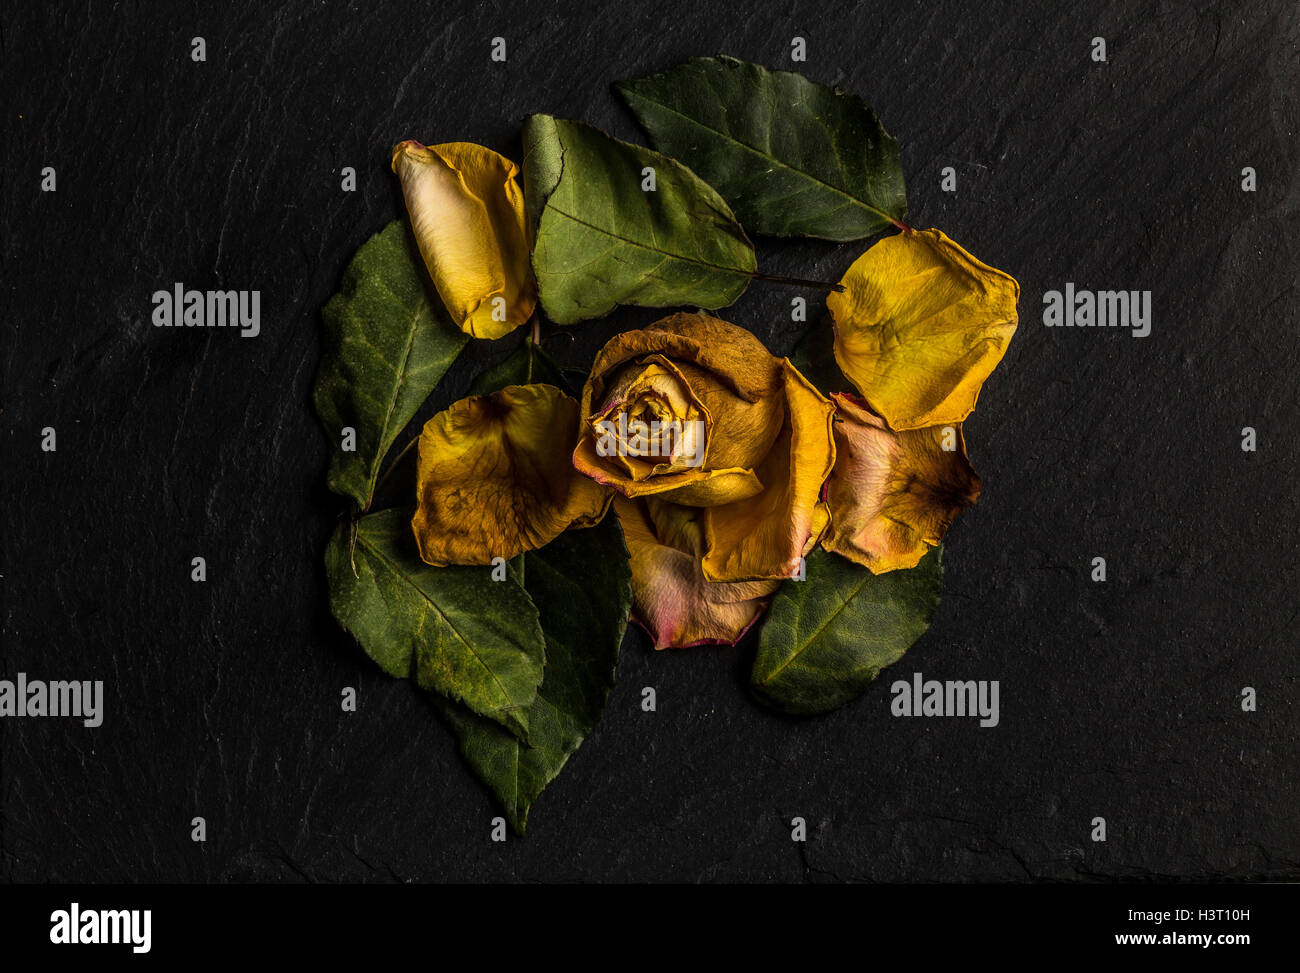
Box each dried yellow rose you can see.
[573,313,835,585]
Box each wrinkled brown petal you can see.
[412,384,611,566]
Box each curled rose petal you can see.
[828,228,1019,431]
[822,393,980,573]
[701,361,836,582]
[412,384,611,566]
[615,496,779,650]
[391,140,536,340]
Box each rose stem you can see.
[747,271,845,292]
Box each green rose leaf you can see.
[522,113,757,325]
[468,338,572,397]
[752,546,942,716]
[616,56,907,242]
[325,508,545,741]
[438,510,632,834]
[313,221,469,509]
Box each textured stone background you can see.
[3,0,1297,881]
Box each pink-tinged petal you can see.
[822,393,980,573]
[614,496,779,650]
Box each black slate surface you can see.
[2,0,1298,882]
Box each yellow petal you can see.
[391,140,536,340]
[412,384,610,566]
[822,393,980,573]
[828,228,1019,430]
[701,361,836,582]
[615,496,779,650]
